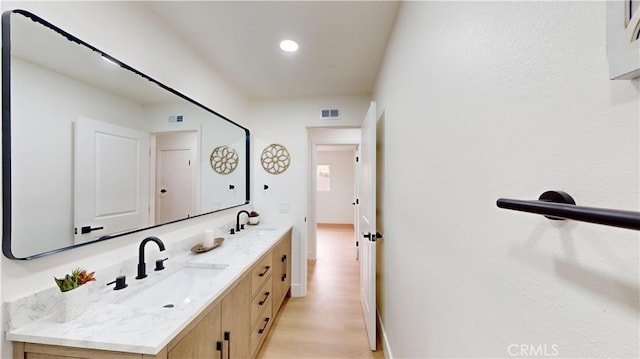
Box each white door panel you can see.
[154,132,198,224]
[75,117,150,243]
[359,101,377,350]
[355,147,361,261]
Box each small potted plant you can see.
[249,211,260,225]
[54,267,95,322]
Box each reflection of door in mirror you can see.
[4,10,250,259]
[154,132,198,224]
[74,117,150,244]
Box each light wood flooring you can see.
[257,223,384,359]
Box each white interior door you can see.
[354,146,361,261]
[359,101,378,350]
[74,117,150,243]
[155,132,197,223]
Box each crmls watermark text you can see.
[507,344,560,357]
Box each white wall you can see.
[316,148,356,224]
[374,2,639,358]
[1,2,250,357]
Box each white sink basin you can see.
[121,265,228,309]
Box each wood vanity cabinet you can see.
[13,230,292,359]
[249,250,274,357]
[272,230,292,315]
[221,274,251,358]
[167,304,222,359]
[166,275,250,359]
[248,228,292,357]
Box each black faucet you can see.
[136,236,166,280]
[236,210,250,232]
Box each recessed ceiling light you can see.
[280,40,299,53]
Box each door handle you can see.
[362,232,383,242]
[160,189,167,193]
[81,226,104,234]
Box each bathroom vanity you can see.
[2,9,295,358]
[8,226,292,359]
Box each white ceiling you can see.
[143,1,400,100]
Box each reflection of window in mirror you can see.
[317,164,331,191]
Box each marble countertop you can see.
[7,225,291,355]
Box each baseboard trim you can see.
[378,309,393,359]
[290,283,304,298]
[316,220,354,225]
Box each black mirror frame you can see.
[1,9,250,260]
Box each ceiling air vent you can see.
[320,108,340,120]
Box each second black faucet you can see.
[136,236,166,280]
[236,210,250,232]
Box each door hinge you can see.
[356,156,359,162]
[356,241,359,247]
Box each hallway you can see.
[257,224,383,358]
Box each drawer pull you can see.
[281,254,287,262]
[216,341,223,359]
[258,317,270,334]
[224,331,231,359]
[258,266,271,277]
[259,291,271,305]
[281,273,287,282]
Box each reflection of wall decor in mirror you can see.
[607,1,640,79]
[210,145,239,175]
[2,10,250,260]
[261,144,291,175]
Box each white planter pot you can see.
[56,284,88,322]
[249,216,260,225]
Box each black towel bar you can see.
[496,191,640,231]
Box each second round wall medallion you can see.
[261,143,290,175]
[210,145,239,175]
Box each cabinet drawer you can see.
[251,254,273,295]
[250,296,273,356]
[251,276,272,326]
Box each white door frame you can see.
[306,127,361,261]
[149,130,201,225]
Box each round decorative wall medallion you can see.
[210,145,238,175]
[261,144,290,175]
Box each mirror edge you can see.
[1,9,251,260]
[2,10,15,259]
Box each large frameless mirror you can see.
[2,10,250,259]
